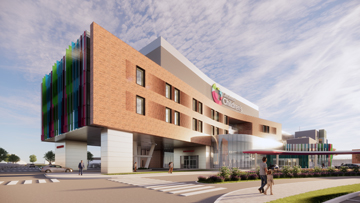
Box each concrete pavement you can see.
[215,178,360,203]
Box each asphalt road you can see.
[1,171,354,203]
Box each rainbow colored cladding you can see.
[41,31,90,141]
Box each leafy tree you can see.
[44,151,55,165]
[4,154,10,163]
[0,148,8,162]
[8,154,20,163]
[29,154,37,163]
[87,151,94,167]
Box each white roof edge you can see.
[139,37,259,111]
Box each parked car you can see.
[268,164,279,170]
[41,165,73,173]
[335,163,359,169]
[28,164,36,168]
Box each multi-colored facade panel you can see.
[41,31,90,141]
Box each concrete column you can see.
[276,155,279,166]
[314,155,318,167]
[254,153,257,169]
[101,128,133,174]
[145,144,156,168]
[55,140,87,170]
[133,141,138,167]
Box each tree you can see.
[29,154,37,163]
[87,151,94,167]
[4,154,10,163]
[8,154,20,163]
[0,148,8,162]
[44,151,55,165]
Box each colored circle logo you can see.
[212,84,223,105]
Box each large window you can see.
[262,125,270,133]
[174,88,180,103]
[136,96,145,115]
[136,66,145,87]
[198,120,203,133]
[192,99,197,111]
[174,111,180,126]
[224,115,228,124]
[224,129,228,134]
[166,108,172,123]
[211,109,214,119]
[198,102,203,114]
[166,83,172,99]
[215,111,219,121]
[192,118,197,131]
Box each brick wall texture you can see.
[90,22,282,146]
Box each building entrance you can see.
[180,155,198,169]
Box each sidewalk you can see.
[215,178,360,203]
[44,170,219,179]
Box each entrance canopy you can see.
[243,150,360,155]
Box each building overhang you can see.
[243,150,360,155]
[43,126,102,146]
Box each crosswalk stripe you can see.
[150,183,189,190]
[38,179,46,183]
[158,184,196,191]
[145,183,184,188]
[0,181,4,184]
[6,181,19,185]
[50,179,60,183]
[170,186,214,194]
[24,180,32,184]
[164,185,206,192]
[180,187,226,196]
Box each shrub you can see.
[208,175,218,182]
[273,173,280,178]
[249,174,258,180]
[321,172,328,177]
[240,174,249,180]
[280,173,285,178]
[287,173,294,178]
[220,166,232,179]
[232,168,241,176]
[314,166,322,173]
[307,172,314,177]
[314,172,321,177]
[231,175,240,181]
[255,166,260,176]
[198,176,207,182]
[282,166,291,176]
[300,173,308,178]
[332,172,339,176]
[338,172,345,176]
[353,167,359,173]
[216,176,225,182]
[292,165,301,175]
[327,166,336,173]
[339,166,348,173]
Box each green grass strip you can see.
[268,183,360,203]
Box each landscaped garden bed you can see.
[198,165,360,183]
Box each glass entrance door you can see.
[180,155,199,169]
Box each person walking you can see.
[78,160,84,176]
[134,162,137,172]
[168,162,173,174]
[258,157,268,193]
[264,170,275,195]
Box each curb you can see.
[324,191,360,203]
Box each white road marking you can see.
[180,187,226,196]
[145,183,185,188]
[38,179,46,183]
[6,181,19,185]
[0,181,4,184]
[50,179,60,183]
[170,186,215,194]
[24,180,32,184]
[158,184,197,191]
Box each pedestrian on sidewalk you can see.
[168,162,173,174]
[258,157,268,193]
[264,170,275,195]
[78,160,84,176]
[134,162,137,172]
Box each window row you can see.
[192,118,203,133]
[192,99,203,114]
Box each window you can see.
[174,88,180,103]
[166,108,172,123]
[166,83,172,99]
[262,125,270,133]
[136,66,145,87]
[211,109,214,119]
[225,130,228,134]
[216,127,219,135]
[136,96,145,115]
[198,102,203,114]
[224,115,228,124]
[198,120,203,133]
[192,99,197,111]
[174,111,180,126]
[214,111,219,121]
[211,126,215,135]
[192,118,197,131]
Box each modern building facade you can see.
[41,22,282,173]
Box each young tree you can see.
[87,151,94,167]
[8,154,20,163]
[29,154,37,163]
[0,148,8,162]
[44,151,55,165]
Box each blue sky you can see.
[1,0,359,163]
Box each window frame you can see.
[136,96,145,115]
[192,118,197,131]
[174,111,180,126]
[198,102,203,114]
[198,120,203,133]
[224,115,228,124]
[174,88,180,103]
[211,109,214,120]
[136,66,145,87]
[165,83,172,99]
[165,108,172,123]
[192,99,197,111]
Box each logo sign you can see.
[212,84,242,112]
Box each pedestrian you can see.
[264,170,275,195]
[322,163,325,168]
[258,157,268,193]
[78,160,84,176]
[134,162,137,172]
[168,162,173,174]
